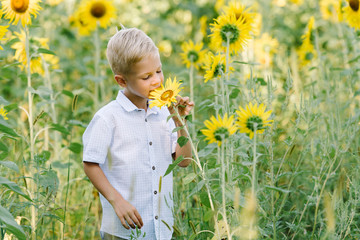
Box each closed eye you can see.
[142,75,151,80]
[156,70,162,73]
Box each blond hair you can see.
[106,28,158,75]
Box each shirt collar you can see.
[116,90,159,115]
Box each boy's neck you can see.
[123,91,148,111]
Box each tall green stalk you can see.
[25,26,36,240]
[41,54,60,160]
[251,125,257,196]
[221,141,231,240]
[189,63,195,138]
[173,106,215,211]
[94,24,102,108]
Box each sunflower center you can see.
[160,90,173,101]
[305,52,314,60]
[91,2,106,18]
[214,63,225,77]
[246,116,264,132]
[214,127,230,141]
[220,24,240,44]
[349,0,359,11]
[11,0,29,13]
[187,50,199,63]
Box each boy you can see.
[82,27,193,240]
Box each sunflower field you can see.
[1,0,360,239]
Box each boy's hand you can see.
[112,197,143,230]
[168,96,194,125]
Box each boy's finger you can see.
[120,217,130,230]
[125,215,135,229]
[130,213,141,228]
[134,210,143,227]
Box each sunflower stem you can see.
[225,33,231,113]
[189,63,196,138]
[40,54,60,161]
[221,140,232,240]
[94,23,102,109]
[173,105,215,212]
[25,26,36,240]
[251,124,257,196]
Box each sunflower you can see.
[320,0,342,22]
[1,0,42,27]
[297,16,316,66]
[47,0,63,6]
[77,0,115,30]
[236,102,273,139]
[149,77,183,109]
[201,113,237,146]
[0,108,9,120]
[0,25,9,50]
[11,30,59,74]
[222,1,256,26]
[180,40,206,69]
[343,0,360,29]
[209,12,252,54]
[203,52,233,83]
[254,33,279,66]
[69,11,93,36]
[200,15,208,38]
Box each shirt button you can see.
[155,216,158,220]
[154,190,157,195]
[149,141,152,146]
[145,118,147,122]
[152,166,155,170]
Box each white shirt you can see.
[83,90,177,239]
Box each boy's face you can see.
[116,53,164,105]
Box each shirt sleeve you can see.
[82,114,112,164]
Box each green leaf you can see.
[172,126,184,133]
[0,161,19,172]
[0,96,10,105]
[62,90,74,98]
[265,185,291,194]
[229,88,240,99]
[189,233,196,240]
[182,173,197,184]
[177,136,189,147]
[4,103,18,112]
[163,156,184,177]
[185,114,192,123]
[198,144,216,158]
[189,180,205,197]
[37,48,56,55]
[68,142,82,154]
[166,113,176,122]
[204,209,214,221]
[0,142,8,152]
[200,191,211,208]
[51,123,69,135]
[0,205,26,240]
[0,176,31,201]
[0,123,19,137]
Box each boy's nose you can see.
[152,75,162,88]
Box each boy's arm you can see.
[83,161,143,229]
[169,96,194,167]
[173,122,192,167]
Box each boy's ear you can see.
[114,74,126,88]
